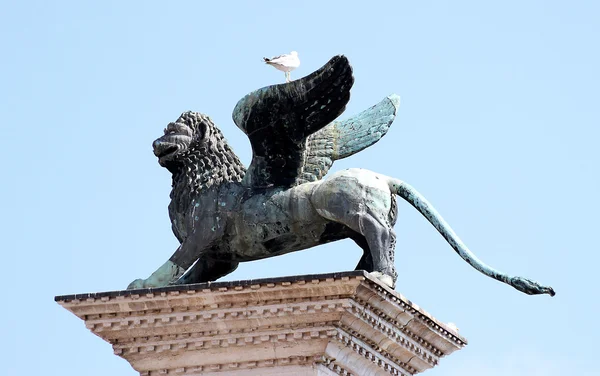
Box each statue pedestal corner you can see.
[56,271,466,375]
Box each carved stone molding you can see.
[56,271,466,375]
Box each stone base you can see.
[56,271,466,375]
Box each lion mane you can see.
[166,112,245,242]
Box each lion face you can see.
[152,112,209,168]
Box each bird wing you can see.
[296,94,400,184]
[266,52,294,62]
[233,55,354,188]
[266,53,287,61]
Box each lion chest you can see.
[172,185,240,250]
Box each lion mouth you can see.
[153,139,180,159]
[153,133,192,165]
[156,145,179,158]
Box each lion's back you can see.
[311,168,394,221]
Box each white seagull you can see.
[263,51,300,83]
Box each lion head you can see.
[153,112,213,169]
[153,111,246,193]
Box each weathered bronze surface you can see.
[128,56,554,297]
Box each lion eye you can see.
[163,122,193,137]
[174,124,193,137]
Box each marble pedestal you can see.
[56,271,466,375]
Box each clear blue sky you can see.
[1,1,598,375]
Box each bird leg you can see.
[285,72,290,83]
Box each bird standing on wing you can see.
[263,51,300,83]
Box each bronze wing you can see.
[233,55,399,189]
[296,93,400,184]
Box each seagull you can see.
[263,51,300,83]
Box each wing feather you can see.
[296,94,400,184]
[233,55,354,188]
[233,54,400,189]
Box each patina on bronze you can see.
[128,56,555,297]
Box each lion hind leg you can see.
[320,208,397,288]
[356,212,398,288]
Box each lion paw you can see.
[127,277,168,289]
[368,272,395,289]
[127,278,146,290]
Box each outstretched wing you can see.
[233,55,354,188]
[296,94,400,184]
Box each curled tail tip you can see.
[511,276,556,297]
[387,178,557,298]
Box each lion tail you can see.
[387,177,555,296]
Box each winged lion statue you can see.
[127,55,555,297]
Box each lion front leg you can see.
[127,260,185,289]
[127,241,197,289]
[174,257,239,285]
